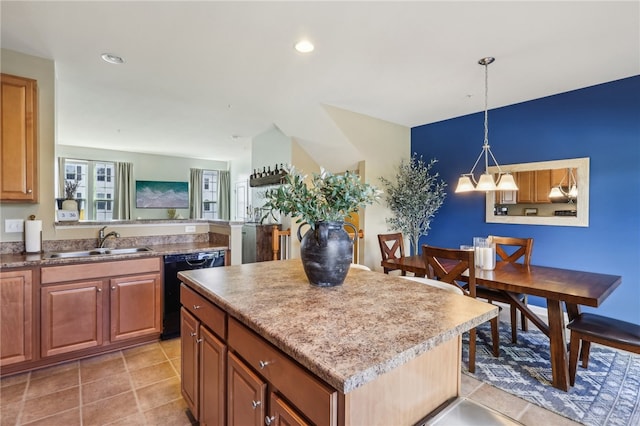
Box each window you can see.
[202,170,219,219]
[61,159,115,221]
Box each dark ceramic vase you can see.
[297,221,357,287]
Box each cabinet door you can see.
[41,281,103,357]
[228,351,266,426]
[534,169,552,203]
[515,171,535,203]
[199,326,226,426]
[268,393,310,426]
[0,269,33,366]
[110,273,161,342]
[0,73,38,202]
[181,308,199,420]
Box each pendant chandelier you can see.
[455,57,518,193]
[548,168,578,202]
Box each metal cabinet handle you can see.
[259,360,270,369]
[96,288,102,292]
[27,189,33,193]
[193,304,201,310]
[265,416,275,425]
[251,400,261,409]
[190,332,197,337]
[111,286,116,290]
[196,338,203,343]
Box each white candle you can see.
[481,246,495,270]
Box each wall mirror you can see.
[485,157,589,227]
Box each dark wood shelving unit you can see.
[249,171,287,187]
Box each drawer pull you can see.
[96,287,102,292]
[196,338,203,343]
[193,304,201,310]
[251,400,261,409]
[258,360,270,369]
[190,332,197,337]
[265,416,275,425]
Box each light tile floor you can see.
[1,337,582,426]
[0,339,193,426]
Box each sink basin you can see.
[45,247,152,259]
[105,247,152,255]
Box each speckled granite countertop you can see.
[178,259,498,394]
[0,242,227,268]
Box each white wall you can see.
[1,49,56,242]
[250,126,292,216]
[323,105,410,270]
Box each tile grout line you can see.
[121,349,148,425]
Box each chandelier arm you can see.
[486,147,504,174]
[467,148,487,183]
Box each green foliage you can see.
[379,154,447,253]
[262,166,381,228]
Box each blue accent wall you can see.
[411,76,640,324]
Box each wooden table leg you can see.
[547,299,570,391]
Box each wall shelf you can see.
[249,171,287,187]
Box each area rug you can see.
[461,323,640,426]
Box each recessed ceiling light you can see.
[294,40,314,53]
[101,53,124,64]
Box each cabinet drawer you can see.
[228,318,337,426]
[41,257,161,284]
[180,284,226,339]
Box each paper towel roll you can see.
[25,220,42,253]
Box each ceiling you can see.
[1,1,638,171]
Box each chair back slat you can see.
[377,233,405,261]
[489,236,534,265]
[421,245,474,297]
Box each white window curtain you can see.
[218,170,230,220]
[189,168,203,219]
[113,162,133,220]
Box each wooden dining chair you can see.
[377,233,406,275]
[567,313,640,386]
[477,236,534,343]
[422,245,499,373]
[271,226,291,260]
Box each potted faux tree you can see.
[262,166,380,287]
[379,154,447,254]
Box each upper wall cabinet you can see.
[1,73,38,203]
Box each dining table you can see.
[381,255,623,391]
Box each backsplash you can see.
[0,232,227,254]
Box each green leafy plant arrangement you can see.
[379,154,447,253]
[263,166,381,228]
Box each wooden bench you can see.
[567,313,640,386]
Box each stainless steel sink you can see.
[105,247,152,255]
[45,247,152,259]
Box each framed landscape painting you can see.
[136,180,189,208]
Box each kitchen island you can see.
[178,259,498,425]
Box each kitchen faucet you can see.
[98,226,120,248]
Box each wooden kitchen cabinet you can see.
[1,73,38,202]
[40,257,161,358]
[180,286,227,425]
[516,168,574,204]
[0,269,34,366]
[269,393,310,426]
[228,351,266,426]
[110,273,161,342]
[41,280,104,357]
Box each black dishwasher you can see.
[162,251,225,339]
